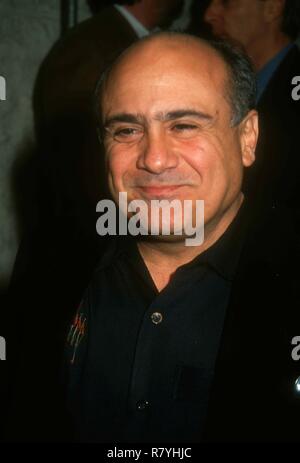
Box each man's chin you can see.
[137,233,187,244]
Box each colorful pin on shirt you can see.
[67,311,86,364]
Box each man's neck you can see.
[246,32,291,71]
[137,193,244,292]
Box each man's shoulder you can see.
[258,45,300,113]
[35,6,139,121]
[62,7,136,45]
[270,45,300,88]
[280,44,300,74]
[227,201,300,355]
[235,200,299,280]
[42,7,137,73]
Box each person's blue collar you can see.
[256,42,294,102]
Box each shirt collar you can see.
[114,5,149,39]
[178,197,250,281]
[256,42,295,102]
[98,197,250,283]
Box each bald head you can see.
[96,32,256,129]
[96,31,259,249]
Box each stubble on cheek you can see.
[105,147,120,202]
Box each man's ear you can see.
[239,110,259,167]
[263,0,285,23]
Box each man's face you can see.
[101,39,257,238]
[204,0,268,49]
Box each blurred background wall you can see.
[0,1,92,295]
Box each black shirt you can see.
[65,201,249,443]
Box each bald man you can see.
[65,33,300,443]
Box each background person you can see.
[204,0,300,230]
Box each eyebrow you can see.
[104,113,144,127]
[157,110,214,122]
[104,109,214,127]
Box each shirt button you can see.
[136,400,149,411]
[295,377,300,394]
[151,312,163,325]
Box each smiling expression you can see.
[99,36,258,237]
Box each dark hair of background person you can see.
[186,0,212,38]
[280,0,300,39]
[189,0,300,41]
[95,33,256,137]
[87,0,140,15]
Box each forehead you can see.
[101,39,230,118]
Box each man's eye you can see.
[109,126,144,143]
[171,123,200,138]
[173,124,197,131]
[114,127,139,138]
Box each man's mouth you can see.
[135,185,187,198]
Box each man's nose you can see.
[136,129,179,174]
[204,0,224,27]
